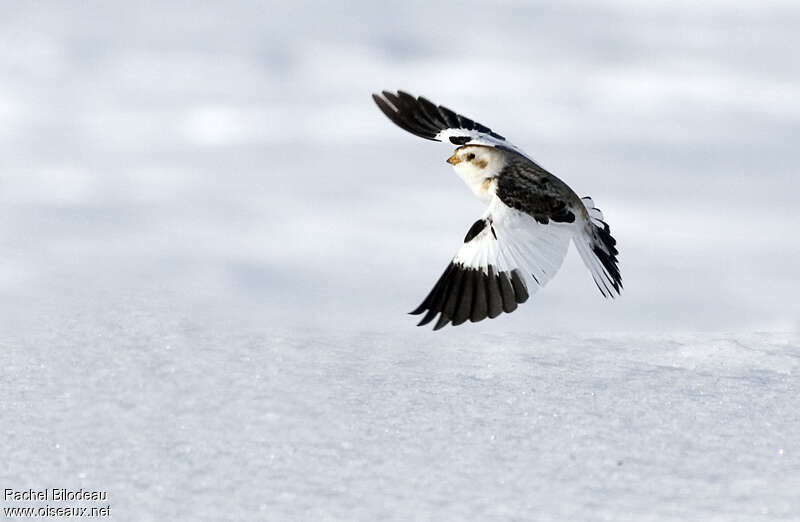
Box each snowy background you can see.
[1,1,798,520]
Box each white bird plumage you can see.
[373,90,622,330]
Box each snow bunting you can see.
[373,90,621,330]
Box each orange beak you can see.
[447,153,461,165]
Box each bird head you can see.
[446,145,495,170]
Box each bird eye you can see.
[466,153,475,161]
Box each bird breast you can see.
[452,158,501,202]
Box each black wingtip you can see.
[416,308,438,326]
[433,313,450,331]
[587,221,622,298]
[372,89,503,145]
[410,262,529,330]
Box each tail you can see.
[574,197,622,298]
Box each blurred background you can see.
[1,0,798,335]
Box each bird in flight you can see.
[372,90,621,330]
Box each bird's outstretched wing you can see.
[372,90,527,155]
[411,196,573,330]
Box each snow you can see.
[2,317,798,521]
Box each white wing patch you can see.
[411,196,573,330]
[456,197,572,291]
[434,128,526,156]
[581,196,605,225]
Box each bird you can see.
[372,90,621,330]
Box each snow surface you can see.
[2,315,798,521]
